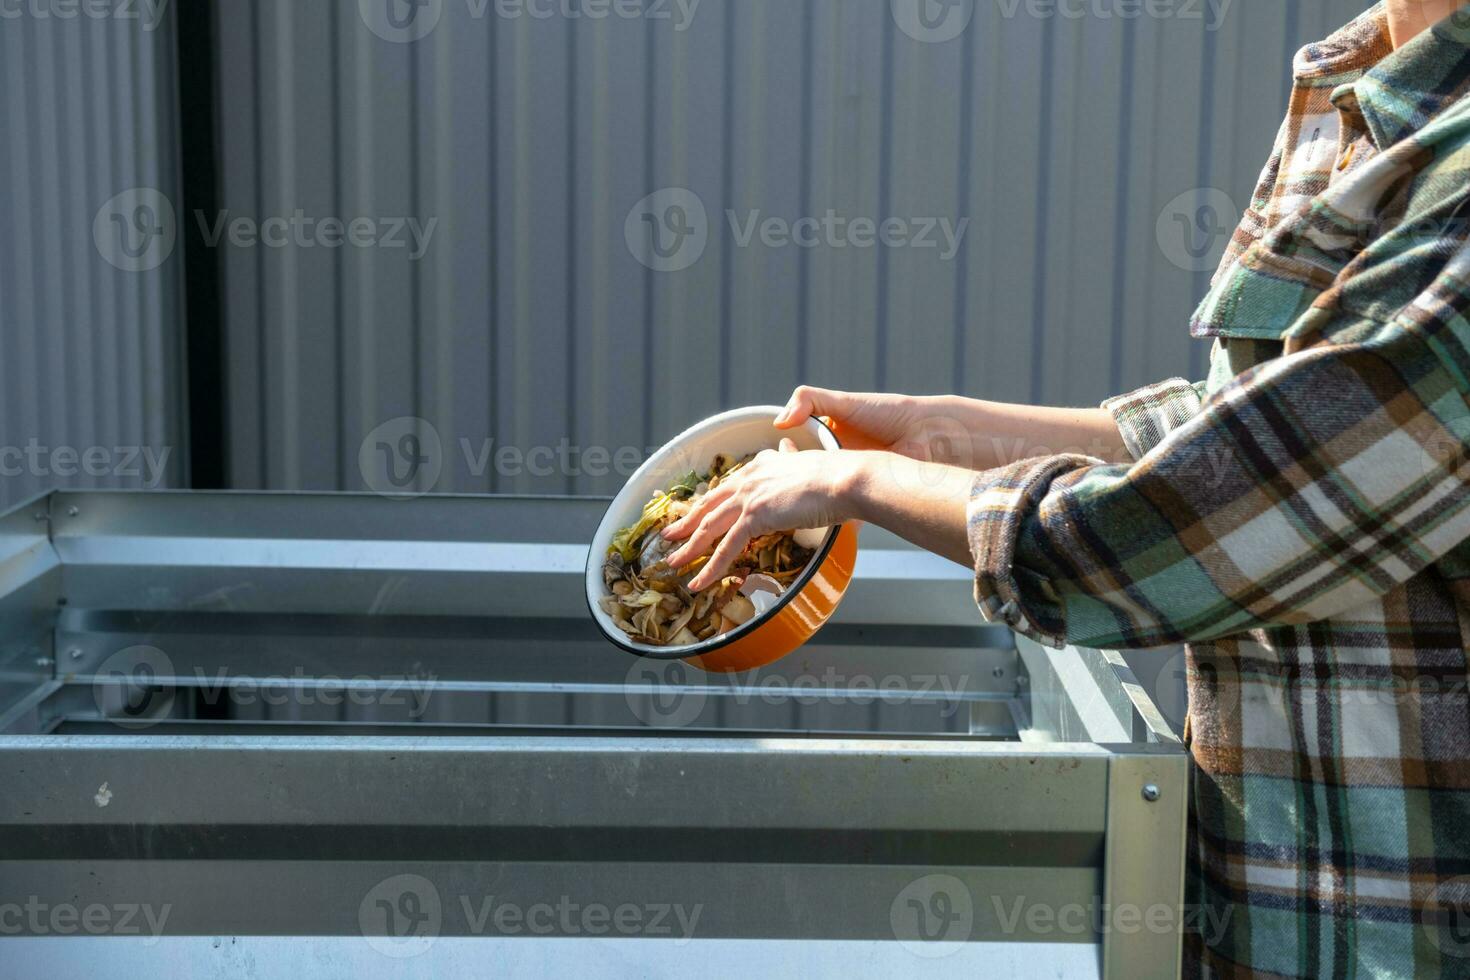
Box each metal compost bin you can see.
[0,491,1187,978]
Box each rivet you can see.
[1142,784,1161,803]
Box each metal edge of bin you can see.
[1102,749,1189,980]
[39,489,984,628]
[0,491,1190,973]
[1017,636,1189,980]
[0,491,62,730]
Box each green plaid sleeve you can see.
[968,313,1470,650]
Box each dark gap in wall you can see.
[177,0,227,488]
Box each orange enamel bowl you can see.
[586,406,860,674]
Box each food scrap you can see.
[598,453,820,647]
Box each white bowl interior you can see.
[586,406,840,657]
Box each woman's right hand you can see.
[774,386,977,467]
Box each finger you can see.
[662,482,735,541]
[666,502,740,568]
[778,438,798,453]
[665,483,733,541]
[773,388,811,428]
[688,519,754,592]
[667,505,737,569]
[776,384,846,426]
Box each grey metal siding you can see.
[213,0,1369,496]
[0,4,186,510]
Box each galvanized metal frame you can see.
[0,491,1188,977]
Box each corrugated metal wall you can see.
[0,2,186,511]
[214,0,1368,496]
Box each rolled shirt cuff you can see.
[966,454,1101,649]
[1101,377,1204,462]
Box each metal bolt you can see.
[67,506,79,517]
[69,648,84,661]
[991,666,1005,679]
[34,657,53,669]
[1141,784,1161,802]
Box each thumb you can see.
[778,438,799,453]
[775,386,850,429]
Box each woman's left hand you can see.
[662,439,862,592]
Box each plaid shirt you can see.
[968,7,1470,977]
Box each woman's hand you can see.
[662,439,863,592]
[775,386,977,467]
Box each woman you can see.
[666,2,1470,976]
